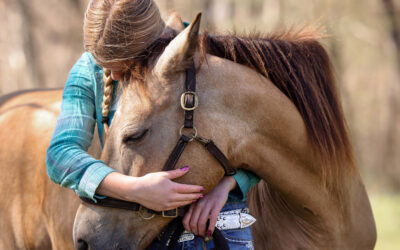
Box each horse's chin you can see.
[73,204,173,250]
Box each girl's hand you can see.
[97,166,205,212]
[182,176,237,237]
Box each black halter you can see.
[80,63,235,249]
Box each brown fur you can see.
[0,89,100,249]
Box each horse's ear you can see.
[166,11,185,32]
[154,13,201,78]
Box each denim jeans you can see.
[148,202,254,250]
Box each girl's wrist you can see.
[96,172,140,202]
[220,176,237,192]
[121,175,141,202]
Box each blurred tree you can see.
[381,0,400,190]
[203,0,214,31]
[382,0,400,73]
[15,0,42,88]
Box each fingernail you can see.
[200,187,205,191]
[207,230,212,237]
[180,166,189,171]
[199,194,204,198]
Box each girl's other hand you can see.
[182,176,237,237]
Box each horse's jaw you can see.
[73,204,171,250]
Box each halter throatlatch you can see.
[80,62,236,249]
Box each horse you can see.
[0,89,102,249]
[72,13,376,249]
[0,13,376,249]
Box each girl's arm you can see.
[46,53,203,211]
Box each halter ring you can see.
[138,205,155,220]
[179,126,197,141]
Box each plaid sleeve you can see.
[228,169,260,202]
[45,53,115,202]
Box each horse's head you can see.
[73,14,236,249]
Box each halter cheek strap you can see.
[162,63,236,176]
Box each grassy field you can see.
[370,194,400,250]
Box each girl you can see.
[46,0,259,248]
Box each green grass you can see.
[370,194,400,250]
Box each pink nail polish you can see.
[199,194,204,198]
[207,230,212,237]
[200,187,205,191]
[180,166,189,171]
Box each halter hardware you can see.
[180,91,199,111]
[194,135,211,145]
[179,126,197,141]
[138,205,155,220]
[162,208,178,218]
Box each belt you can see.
[177,208,256,243]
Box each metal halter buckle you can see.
[180,91,199,111]
[138,205,155,220]
[162,208,178,218]
[194,136,210,145]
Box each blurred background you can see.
[0,0,399,248]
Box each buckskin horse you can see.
[0,13,376,250]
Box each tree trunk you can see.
[15,0,42,88]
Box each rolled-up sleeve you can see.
[46,53,115,201]
[229,169,260,201]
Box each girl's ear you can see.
[154,13,201,79]
[165,11,185,32]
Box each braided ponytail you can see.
[101,69,114,139]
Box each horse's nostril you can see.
[76,238,89,250]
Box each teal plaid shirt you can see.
[46,52,259,202]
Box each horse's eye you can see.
[122,129,149,144]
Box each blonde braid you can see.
[102,69,113,138]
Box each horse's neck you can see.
[199,55,344,237]
[199,55,319,177]
[199,55,376,248]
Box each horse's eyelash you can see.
[122,129,149,143]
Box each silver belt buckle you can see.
[177,208,256,243]
[178,233,195,243]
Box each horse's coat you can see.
[0,89,101,250]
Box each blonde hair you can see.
[101,69,113,137]
[83,0,165,136]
